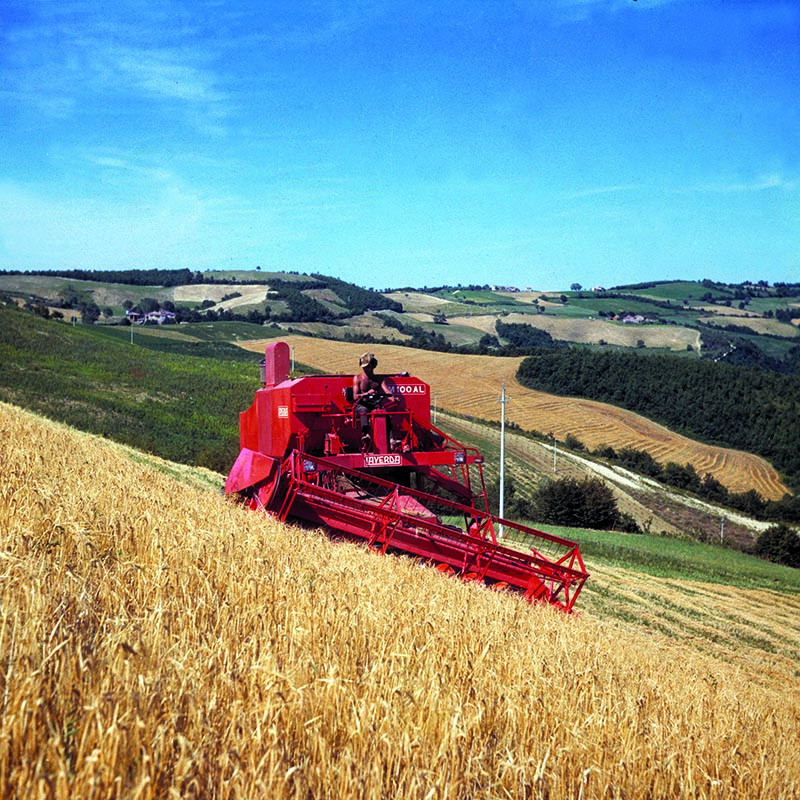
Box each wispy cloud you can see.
[562,184,641,200]
[564,174,796,201]
[693,173,797,194]
[2,1,230,132]
[545,0,690,24]
[253,0,400,48]
[680,172,800,194]
[109,46,225,105]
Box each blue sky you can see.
[1,0,798,290]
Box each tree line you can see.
[1,267,206,286]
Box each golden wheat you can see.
[1,402,799,799]
[245,336,789,499]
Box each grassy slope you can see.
[2,401,799,798]
[0,305,260,473]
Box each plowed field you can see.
[239,336,789,499]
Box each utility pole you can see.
[552,433,558,473]
[720,516,725,543]
[499,382,508,537]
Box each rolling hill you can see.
[238,335,790,501]
[1,270,798,509]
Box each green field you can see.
[0,304,259,473]
[538,524,800,592]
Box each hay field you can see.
[2,401,799,799]
[386,291,480,317]
[448,313,701,351]
[386,291,452,311]
[173,284,269,310]
[242,336,789,499]
[288,314,409,342]
[702,316,800,338]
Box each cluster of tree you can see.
[588,443,796,519]
[311,275,403,315]
[23,299,60,320]
[495,321,565,350]
[773,282,800,298]
[516,348,800,491]
[488,459,799,567]
[357,315,456,352]
[698,328,800,375]
[47,286,103,323]
[754,523,800,568]
[486,445,800,562]
[389,283,493,294]
[611,280,679,291]
[171,306,271,325]
[354,317,564,356]
[486,474,631,532]
[774,307,800,323]
[265,277,402,323]
[511,426,799,524]
[266,280,333,322]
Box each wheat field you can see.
[240,336,789,500]
[2,401,799,798]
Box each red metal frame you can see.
[280,453,587,611]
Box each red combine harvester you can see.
[225,341,589,612]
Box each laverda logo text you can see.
[364,454,402,467]
[391,384,426,395]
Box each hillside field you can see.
[448,312,701,350]
[239,336,790,500]
[2,402,799,798]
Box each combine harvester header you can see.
[226,341,588,612]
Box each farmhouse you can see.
[125,309,177,325]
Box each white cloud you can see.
[544,0,689,23]
[2,2,230,133]
[109,46,226,105]
[562,184,640,200]
[693,173,798,194]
